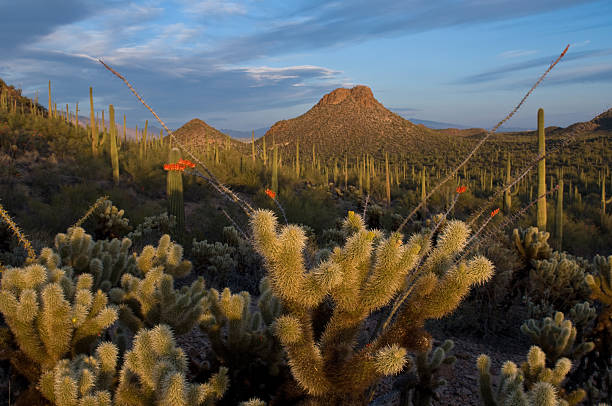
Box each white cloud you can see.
[180,0,247,15]
[499,49,538,59]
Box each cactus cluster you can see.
[527,252,592,314]
[91,199,133,240]
[38,226,138,292]
[191,226,265,293]
[521,311,595,365]
[125,212,177,250]
[513,227,553,264]
[0,264,117,383]
[477,346,583,406]
[199,277,283,376]
[109,234,204,335]
[114,324,228,405]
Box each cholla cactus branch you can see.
[0,202,37,263]
[72,195,110,229]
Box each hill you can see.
[171,118,244,151]
[258,85,438,159]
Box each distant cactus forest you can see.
[0,47,611,406]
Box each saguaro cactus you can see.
[537,108,547,231]
[109,105,120,184]
[166,147,185,235]
[271,142,278,194]
[421,167,427,216]
[251,130,256,163]
[48,80,52,119]
[385,152,391,207]
[90,87,99,157]
[296,140,300,177]
[555,169,564,250]
[601,175,612,222]
[503,154,519,213]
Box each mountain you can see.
[172,118,242,150]
[260,85,437,158]
[219,127,269,141]
[589,106,612,130]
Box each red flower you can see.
[265,189,276,199]
[491,208,500,217]
[456,186,467,194]
[163,164,170,171]
[178,158,196,168]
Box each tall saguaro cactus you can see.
[48,80,52,119]
[602,172,612,222]
[421,167,427,216]
[296,140,300,177]
[537,108,547,231]
[503,154,519,213]
[89,87,98,157]
[385,152,391,207]
[555,168,563,250]
[272,142,278,194]
[251,130,256,163]
[109,105,119,184]
[167,147,185,236]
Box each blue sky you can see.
[1,0,611,132]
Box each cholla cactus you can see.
[521,311,595,364]
[134,234,191,278]
[114,324,228,405]
[250,209,493,402]
[39,226,139,292]
[39,342,118,406]
[109,234,204,335]
[192,226,265,293]
[513,227,552,264]
[126,212,177,250]
[477,346,584,406]
[110,272,205,336]
[528,252,592,313]
[199,276,283,376]
[394,339,456,405]
[91,199,133,240]
[0,264,118,379]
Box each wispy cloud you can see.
[180,0,247,15]
[498,49,538,59]
[456,48,612,84]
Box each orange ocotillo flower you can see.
[491,208,500,217]
[265,188,276,199]
[163,163,186,172]
[178,158,196,168]
[456,186,467,194]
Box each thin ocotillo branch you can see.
[461,184,559,261]
[395,44,569,234]
[98,59,254,216]
[467,125,586,227]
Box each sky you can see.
[1,0,612,132]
